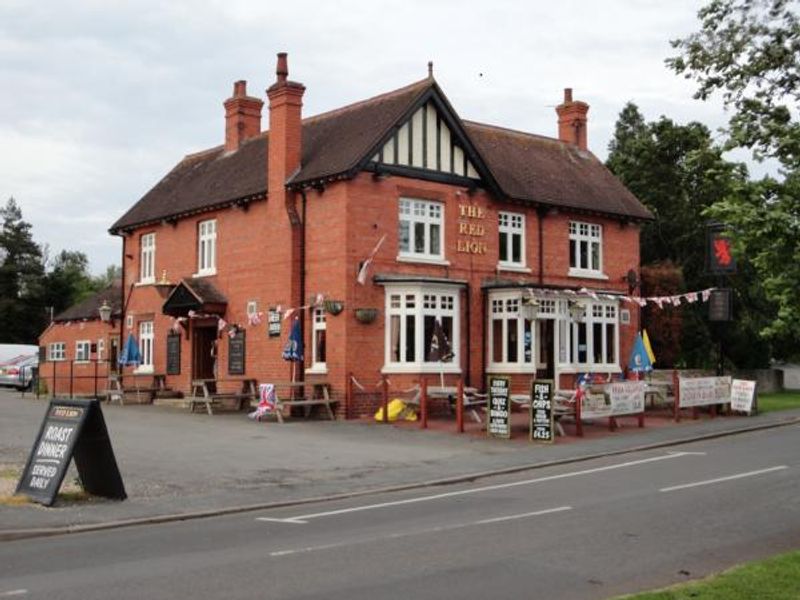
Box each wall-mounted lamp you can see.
[520,297,540,321]
[98,300,114,326]
[568,299,586,323]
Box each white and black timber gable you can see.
[361,84,502,194]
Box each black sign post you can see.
[709,288,732,321]
[16,399,126,506]
[530,380,555,443]
[487,376,511,439]
[228,330,246,375]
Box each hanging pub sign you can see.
[228,329,246,375]
[16,399,126,507]
[166,333,181,375]
[707,224,737,274]
[268,308,281,337]
[530,380,555,443]
[487,376,511,439]
[709,288,732,321]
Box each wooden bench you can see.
[190,379,258,415]
[252,381,335,423]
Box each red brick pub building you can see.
[98,53,651,416]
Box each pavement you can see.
[2,389,799,541]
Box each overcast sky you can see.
[0,0,761,274]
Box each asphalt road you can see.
[1,425,798,599]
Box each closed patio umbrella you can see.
[118,333,141,367]
[628,333,653,376]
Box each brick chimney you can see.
[555,88,589,150]
[224,80,264,152]
[267,52,305,192]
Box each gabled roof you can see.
[111,77,651,233]
[162,278,228,317]
[54,281,122,323]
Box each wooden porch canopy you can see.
[162,278,228,317]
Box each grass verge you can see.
[616,550,800,599]
[757,391,800,414]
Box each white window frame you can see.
[570,301,619,369]
[382,284,460,374]
[498,212,526,270]
[97,338,105,361]
[136,320,154,373]
[487,291,536,373]
[397,198,445,263]
[48,342,66,361]
[568,221,605,278]
[75,340,91,363]
[307,307,327,374]
[140,232,156,283]
[197,219,217,276]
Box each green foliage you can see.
[607,104,773,367]
[615,549,800,599]
[667,0,800,169]
[0,197,46,342]
[43,250,102,317]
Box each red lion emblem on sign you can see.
[713,238,732,266]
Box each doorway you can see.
[536,319,555,379]
[192,325,217,380]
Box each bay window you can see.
[384,284,460,372]
[570,301,618,368]
[487,292,535,372]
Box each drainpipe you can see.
[298,188,307,382]
[464,283,471,387]
[119,235,126,378]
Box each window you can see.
[197,219,217,275]
[97,338,105,361]
[140,233,155,283]
[384,285,460,372]
[487,292,535,371]
[309,307,327,372]
[570,301,618,367]
[398,198,443,261]
[138,321,154,372]
[498,212,525,268]
[48,342,65,361]
[75,340,91,362]
[569,221,603,276]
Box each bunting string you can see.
[524,286,717,309]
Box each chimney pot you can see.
[555,88,589,151]
[564,87,573,103]
[234,80,247,97]
[276,52,288,84]
[224,79,263,152]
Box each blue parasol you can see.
[628,333,653,373]
[282,318,304,362]
[118,333,141,367]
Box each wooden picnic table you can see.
[190,378,258,415]
[426,385,487,423]
[510,393,574,436]
[104,373,168,405]
[251,381,335,423]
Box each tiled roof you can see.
[111,78,651,232]
[54,282,122,322]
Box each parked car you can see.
[0,354,38,391]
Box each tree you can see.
[0,197,46,343]
[606,104,774,368]
[43,250,100,318]
[668,0,800,347]
[667,0,800,168]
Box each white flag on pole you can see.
[357,234,387,285]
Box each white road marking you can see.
[268,506,572,557]
[0,590,28,597]
[660,465,789,493]
[255,517,308,524]
[666,450,706,456]
[258,452,695,524]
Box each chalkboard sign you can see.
[530,379,555,443]
[228,330,246,375]
[268,308,281,337]
[16,399,126,506]
[709,288,732,321]
[166,333,181,375]
[487,376,511,439]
